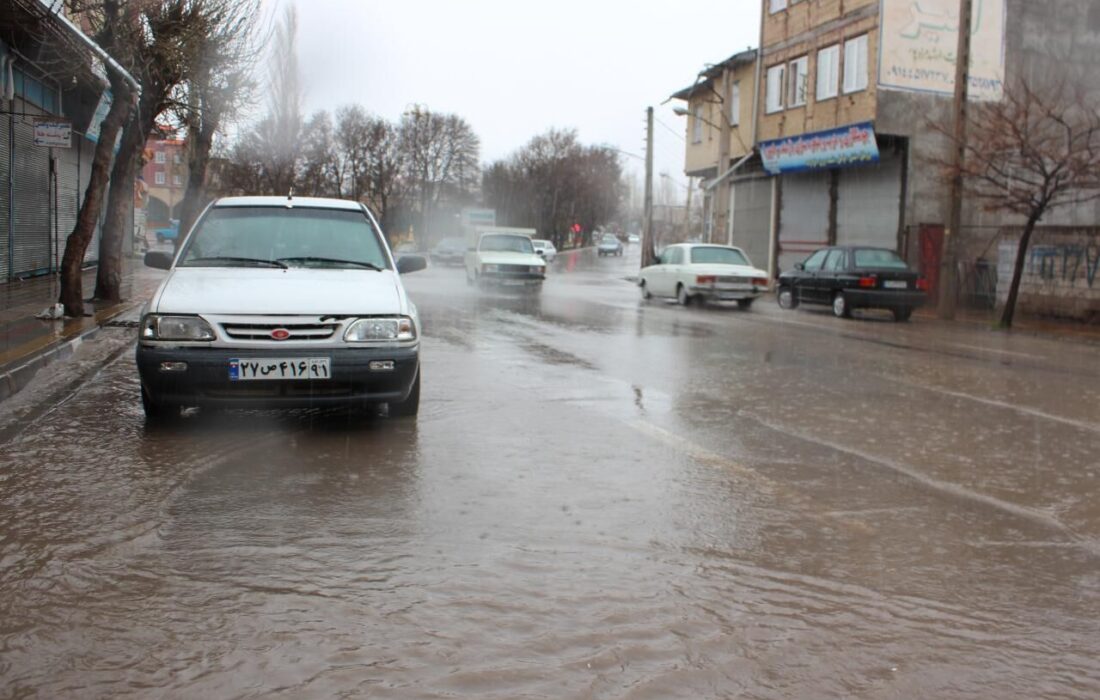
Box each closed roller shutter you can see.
[836,150,902,250]
[81,137,100,265]
[11,119,51,277]
[55,136,81,272]
[730,176,772,273]
[778,170,830,274]
[0,115,10,281]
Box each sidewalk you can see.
[0,260,163,402]
[912,305,1100,346]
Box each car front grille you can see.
[220,322,339,341]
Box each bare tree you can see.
[260,4,302,195]
[176,0,263,236]
[931,76,1100,327]
[298,110,343,198]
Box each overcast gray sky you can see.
[273,0,760,190]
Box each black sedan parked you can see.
[777,246,928,321]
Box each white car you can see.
[532,239,557,263]
[627,234,640,244]
[465,232,546,289]
[639,243,769,309]
[137,196,425,420]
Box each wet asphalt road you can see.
[2,245,1100,699]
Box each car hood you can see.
[598,241,620,248]
[152,267,404,315]
[478,251,545,267]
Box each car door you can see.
[815,249,847,302]
[795,248,829,304]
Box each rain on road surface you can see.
[2,246,1099,699]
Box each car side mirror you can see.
[396,254,427,274]
[144,251,173,270]
[794,262,805,271]
[536,250,545,257]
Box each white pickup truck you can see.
[464,227,546,290]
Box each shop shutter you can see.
[836,150,902,250]
[54,135,81,272]
[0,115,10,281]
[11,118,52,277]
[778,170,830,274]
[730,176,773,273]
[80,137,100,265]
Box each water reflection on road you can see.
[2,246,1099,698]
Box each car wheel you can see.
[388,369,420,418]
[893,307,913,322]
[141,385,177,422]
[832,292,852,318]
[737,298,754,310]
[640,279,652,300]
[777,286,798,310]
[677,284,692,307]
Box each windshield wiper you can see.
[277,256,384,270]
[184,256,288,269]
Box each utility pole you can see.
[938,0,973,319]
[683,177,693,240]
[642,106,655,268]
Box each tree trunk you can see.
[59,84,132,317]
[178,120,216,239]
[1000,213,1041,329]
[94,116,143,301]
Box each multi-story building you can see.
[141,133,188,232]
[670,49,774,272]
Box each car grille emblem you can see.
[270,328,291,341]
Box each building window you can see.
[769,0,787,13]
[692,104,704,144]
[173,174,182,186]
[155,171,166,185]
[843,34,869,94]
[765,64,785,114]
[788,56,809,107]
[173,153,181,164]
[729,81,741,126]
[155,151,166,164]
[816,44,840,101]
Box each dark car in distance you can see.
[430,237,466,266]
[777,246,928,321]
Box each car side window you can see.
[664,248,681,265]
[803,249,829,271]
[824,250,846,271]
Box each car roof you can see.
[213,196,364,211]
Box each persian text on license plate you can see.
[229,357,331,381]
[883,280,908,289]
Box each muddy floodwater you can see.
[2,247,1099,698]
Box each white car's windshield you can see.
[690,247,750,266]
[480,234,534,254]
[179,207,389,269]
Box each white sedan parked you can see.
[639,244,769,309]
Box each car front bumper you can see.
[137,344,419,408]
[845,289,927,309]
[479,272,544,286]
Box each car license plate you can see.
[501,279,527,286]
[229,357,331,381]
[883,280,908,289]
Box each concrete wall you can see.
[997,227,1100,322]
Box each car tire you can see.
[640,279,651,300]
[389,369,420,418]
[141,385,177,423]
[737,298,754,311]
[677,284,692,307]
[777,286,798,310]
[893,307,913,322]
[832,292,852,319]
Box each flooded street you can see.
[2,246,1100,699]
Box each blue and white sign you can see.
[760,122,880,175]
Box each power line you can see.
[654,117,686,143]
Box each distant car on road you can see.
[154,219,179,244]
[627,233,640,244]
[777,246,928,321]
[597,233,623,257]
[430,237,466,266]
[532,239,557,263]
[137,196,426,420]
[465,231,546,289]
[640,244,768,309]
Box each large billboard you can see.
[878,0,1006,101]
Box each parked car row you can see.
[638,243,928,322]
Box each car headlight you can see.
[344,317,417,343]
[530,266,543,274]
[482,264,498,273]
[141,314,215,341]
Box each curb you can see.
[0,301,142,404]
